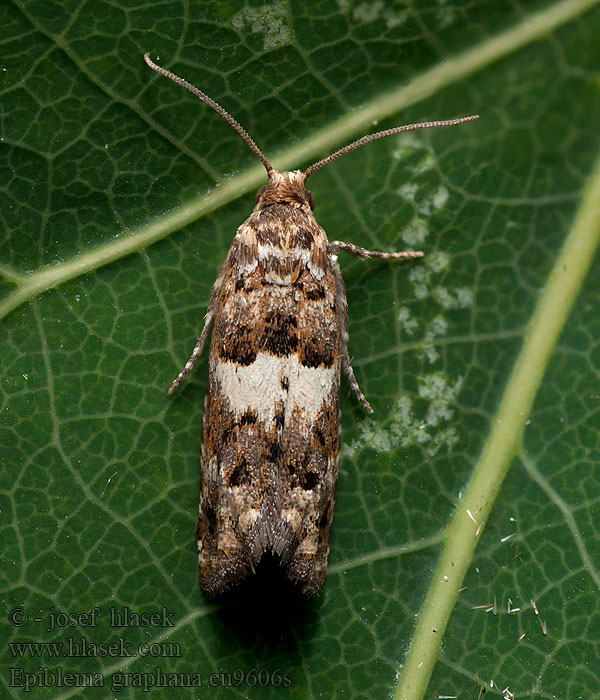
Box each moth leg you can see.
[168,259,228,395]
[329,240,423,413]
[329,240,424,261]
[330,254,373,414]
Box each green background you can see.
[1,1,599,698]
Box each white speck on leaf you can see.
[409,266,431,299]
[351,0,407,28]
[419,185,449,215]
[398,183,418,202]
[391,133,422,160]
[424,346,439,364]
[343,373,462,458]
[413,152,435,174]
[398,306,419,335]
[427,251,450,273]
[232,2,291,50]
[402,218,428,247]
[434,285,473,309]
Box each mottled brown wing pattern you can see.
[198,192,341,596]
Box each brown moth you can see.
[144,53,477,596]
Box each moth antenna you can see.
[303,115,479,180]
[144,53,273,174]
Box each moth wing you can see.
[275,389,341,595]
[197,208,341,596]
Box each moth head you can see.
[255,171,315,210]
[143,53,478,197]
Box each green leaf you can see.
[1,1,600,699]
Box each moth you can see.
[144,53,477,596]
